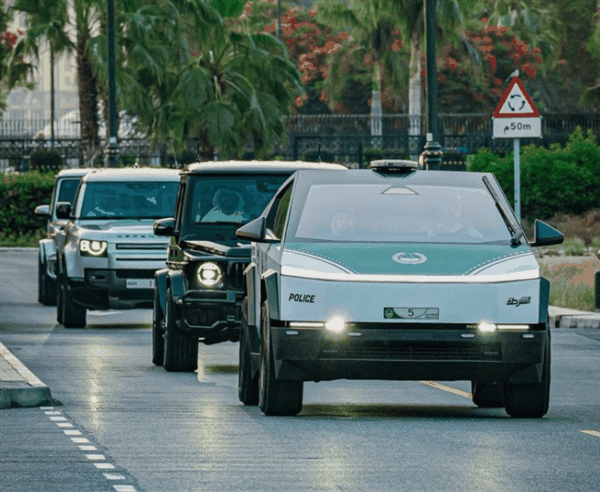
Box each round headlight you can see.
[197,262,222,288]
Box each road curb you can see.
[0,341,53,409]
[548,306,600,329]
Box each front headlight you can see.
[197,262,223,288]
[79,239,108,257]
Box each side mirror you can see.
[55,202,72,220]
[236,217,278,243]
[529,219,564,247]
[153,217,175,236]
[34,204,51,218]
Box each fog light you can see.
[478,322,497,333]
[325,316,346,333]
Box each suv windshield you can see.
[80,181,179,219]
[189,174,288,226]
[292,184,512,244]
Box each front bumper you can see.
[270,323,548,384]
[176,289,245,342]
[67,268,158,309]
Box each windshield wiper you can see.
[482,175,524,246]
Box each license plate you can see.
[384,307,439,320]
[126,279,155,289]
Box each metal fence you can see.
[1,112,599,171]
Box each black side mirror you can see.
[529,219,564,247]
[236,217,277,243]
[34,204,50,218]
[55,202,72,220]
[153,217,175,236]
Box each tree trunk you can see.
[76,28,99,167]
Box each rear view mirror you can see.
[153,217,175,236]
[529,219,564,247]
[236,217,277,243]
[34,204,50,218]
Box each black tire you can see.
[38,253,57,306]
[505,336,551,418]
[258,301,303,416]
[56,273,64,325]
[152,286,164,366]
[238,297,259,405]
[61,276,86,328]
[471,382,505,408]
[163,288,198,372]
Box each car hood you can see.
[182,240,251,258]
[78,221,165,240]
[282,242,539,277]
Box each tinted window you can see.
[80,181,179,219]
[56,178,81,204]
[189,174,288,226]
[292,184,511,244]
[272,186,293,239]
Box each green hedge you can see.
[467,127,600,221]
[0,171,56,245]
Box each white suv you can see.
[54,168,180,328]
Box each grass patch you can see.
[541,236,596,256]
[541,263,595,311]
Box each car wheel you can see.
[152,286,164,366]
[38,253,57,306]
[163,288,198,372]
[258,301,303,416]
[505,335,551,418]
[238,297,259,405]
[471,382,505,408]
[61,277,86,329]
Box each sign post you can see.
[492,77,542,223]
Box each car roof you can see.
[294,169,489,188]
[81,167,180,182]
[182,160,346,175]
[56,168,90,178]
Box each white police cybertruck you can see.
[236,160,563,417]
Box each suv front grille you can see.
[320,341,501,361]
[227,262,246,290]
[116,243,168,250]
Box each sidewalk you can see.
[0,341,53,409]
[1,308,599,410]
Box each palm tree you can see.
[8,0,71,141]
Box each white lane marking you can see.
[580,430,600,439]
[79,445,97,451]
[113,486,137,492]
[45,411,62,415]
[56,423,74,428]
[71,438,90,443]
[64,430,82,435]
[94,463,116,470]
[104,474,126,481]
[88,311,123,316]
[86,454,106,461]
[40,406,54,410]
[419,381,472,399]
[50,416,67,421]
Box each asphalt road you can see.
[1,249,599,492]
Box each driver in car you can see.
[201,188,250,223]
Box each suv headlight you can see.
[197,262,223,288]
[79,239,108,257]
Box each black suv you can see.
[152,160,346,372]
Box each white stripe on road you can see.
[580,430,600,439]
[419,381,472,399]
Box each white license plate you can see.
[126,279,155,289]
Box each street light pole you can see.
[422,0,443,169]
[105,0,119,168]
[277,0,282,41]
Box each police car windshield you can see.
[189,174,288,226]
[80,181,179,219]
[292,184,512,244]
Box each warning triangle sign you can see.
[493,77,540,118]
